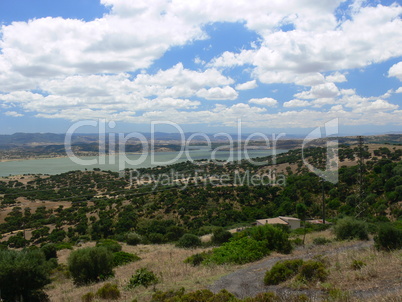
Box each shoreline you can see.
[0,148,275,163]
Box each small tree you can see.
[176,234,202,248]
[126,232,142,246]
[128,268,159,289]
[41,243,57,260]
[374,224,402,251]
[68,247,114,285]
[211,228,232,245]
[334,217,369,241]
[0,249,51,301]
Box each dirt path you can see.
[209,241,377,300]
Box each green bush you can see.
[241,224,293,254]
[113,251,140,267]
[81,292,95,302]
[151,288,186,301]
[184,251,211,266]
[151,289,237,302]
[0,242,7,250]
[68,247,114,285]
[243,292,279,302]
[0,249,51,302]
[126,232,142,246]
[128,268,159,289]
[206,223,293,267]
[147,233,167,244]
[209,237,268,265]
[176,234,202,248]
[297,260,328,283]
[41,243,57,260]
[334,217,369,241]
[96,283,121,300]
[55,242,73,250]
[7,233,29,248]
[312,237,331,245]
[96,239,122,252]
[264,259,304,285]
[211,228,233,245]
[374,224,402,250]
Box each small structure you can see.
[306,219,332,225]
[256,216,301,230]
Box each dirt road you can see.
[209,241,388,300]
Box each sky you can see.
[0,0,401,136]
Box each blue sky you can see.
[0,0,401,136]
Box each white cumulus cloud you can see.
[248,97,278,107]
[4,111,23,117]
[283,99,310,108]
[196,86,238,100]
[235,80,258,90]
[389,62,402,81]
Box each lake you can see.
[0,148,286,177]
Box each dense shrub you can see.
[128,268,159,289]
[241,224,293,254]
[81,292,95,302]
[55,242,73,250]
[96,239,122,252]
[113,251,140,266]
[96,283,121,300]
[126,232,142,246]
[374,224,402,250]
[0,249,51,302]
[165,226,186,241]
[211,228,233,245]
[334,217,369,241]
[243,292,280,302]
[297,260,328,283]
[151,288,186,301]
[264,259,304,285]
[209,237,268,264]
[206,225,293,265]
[0,242,7,250]
[68,247,114,285]
[184,251,211,266]
[147,233,167,244]
[151,289,236,302]
[7,233,29,248]
[41,243,57,260]
[176,234,202,248]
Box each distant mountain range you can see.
[0,132,401,147]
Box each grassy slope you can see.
[45,230,402,302]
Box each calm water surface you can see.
[0,149,286,177]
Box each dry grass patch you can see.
[326,247,402,292]
[46,243,239,302]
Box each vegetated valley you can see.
[1,141,402,301]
